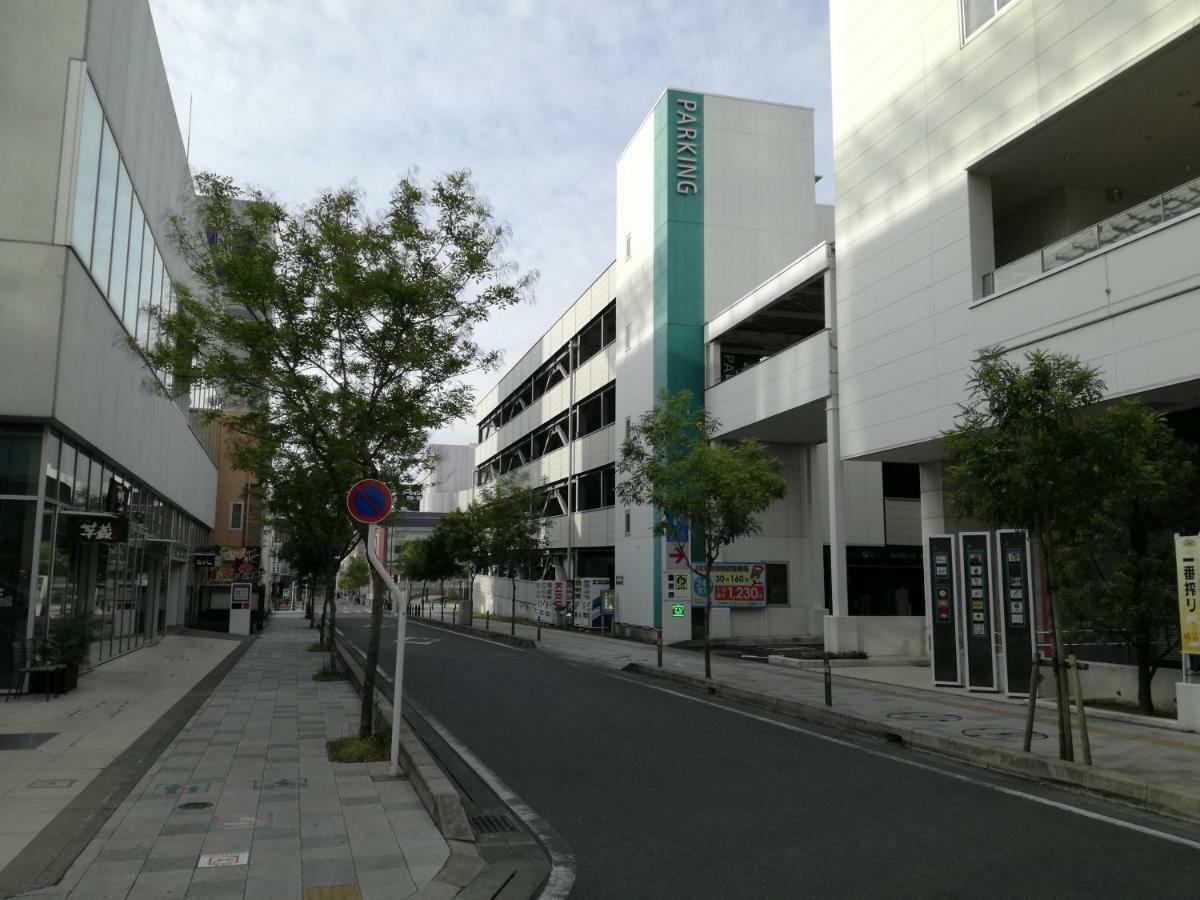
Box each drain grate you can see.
[179,801,213,810]
[469,814,517,835]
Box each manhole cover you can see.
[469,814,517,834]
[179,801,213,810]
[962,727,1047,742]
[888,712,962,723]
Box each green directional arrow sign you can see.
[671,604,686,618]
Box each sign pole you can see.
[363,523,407,777]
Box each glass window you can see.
[108,163,133,318]
[136,227,154,347]
[766,563,789,605]
[147,249,162,350]
[0,499,39,686]
[230,501,244,530]
[0,425,42,495]
[90,122,119,291]
[70,80,103,268]
[961,0,1014,40]
[58,442,77,506]
[89,460,104,511]
[123,202,144,335]
[43,433,61,500]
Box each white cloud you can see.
[149,0,832,445]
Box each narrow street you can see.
[337,613,1200,899]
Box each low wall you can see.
[824,614,927,657]
[1078,660,1180,711]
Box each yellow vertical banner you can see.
[1175,535,1200,654]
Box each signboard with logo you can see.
[997,530,1036,695]
[1175,535,1200,656]
[230,582,252,610]
[927,535,961,686]
[60,512,128,544]
[959,532,997,691]
[205,546,261,586]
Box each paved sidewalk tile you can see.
[17,614,447,899]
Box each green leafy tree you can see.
[422,526,465,616]
[618,389,787,679]
[1057,402,1197,714]
[944,348,1121,759]
[397,539,430,609]
[437,505,492,624]
[148,171,531,737]
[482,476,546,635]
[340,555,371,592]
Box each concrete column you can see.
[824,267,848,620]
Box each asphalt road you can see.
[337,613,1200,899]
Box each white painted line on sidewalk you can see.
[411,700,576,900]
[625,677,1200,851]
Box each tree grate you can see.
[469,814,517,834]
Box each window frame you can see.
[959,0,1016,44]
[229,500,245,531]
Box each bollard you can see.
[485,611,490,631]
[824,654,832,707]
[537,618,542,641]
[657,628,663,668]
[440,602,444,623]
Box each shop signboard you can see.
[927,535,961,686]
[1175,535,1200,656]
[230,583,252,610]
[60,511,128,544]
[997,530,1036,695]
[206,546,261,586]
[958,532,998,691]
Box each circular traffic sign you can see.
[346,479,393,524]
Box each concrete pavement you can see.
[7,614,448,900]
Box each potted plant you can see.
[48,606,103,692]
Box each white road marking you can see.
[412,701,576,900]
[624,677,1200,851]
[408,621,526,652]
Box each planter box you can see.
[27,663,78,696]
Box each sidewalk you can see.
[11,614,448,900]
[430,615,1200,803]
[0,630,244,890]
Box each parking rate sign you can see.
[346,479,393,524]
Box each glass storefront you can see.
[0,424,208,686]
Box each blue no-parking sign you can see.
[346,479,393,524]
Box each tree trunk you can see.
[703,561,713,680]
[325,576,336,671]
[319,587,328,641]
[1135,639,1156,715]
[360,556,386,739]
[1041,538,1074,762]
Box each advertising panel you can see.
[997,530,1036,695]
[705,563,767,609]
[959,532,998,691]
[927,535,961,686]
[1175,535,1200,655]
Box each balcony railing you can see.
[982,173,1200,296]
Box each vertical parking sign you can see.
[959,532,998,691]
[997,530,1036,695]
[927,536,961,686]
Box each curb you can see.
[623,662,1200,825]
[411,616,538,650]
[332,638,485,898]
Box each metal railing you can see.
[983,173,1200,296]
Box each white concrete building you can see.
[473,89,929,646]
[418,443,475,513]
[0,0,216,682]
[827,2,1200,654]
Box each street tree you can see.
[422,526,465,617]
[618,389,787,679]
[148,171,531,738]
[483,476,546,635]
[266,449,357,667]
[1057,401,1197,714]
[944,348,1118,759]
[437,505,491,624]
[340,555,370,595]
[397,539,430,611]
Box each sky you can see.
[148,0,833,445]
